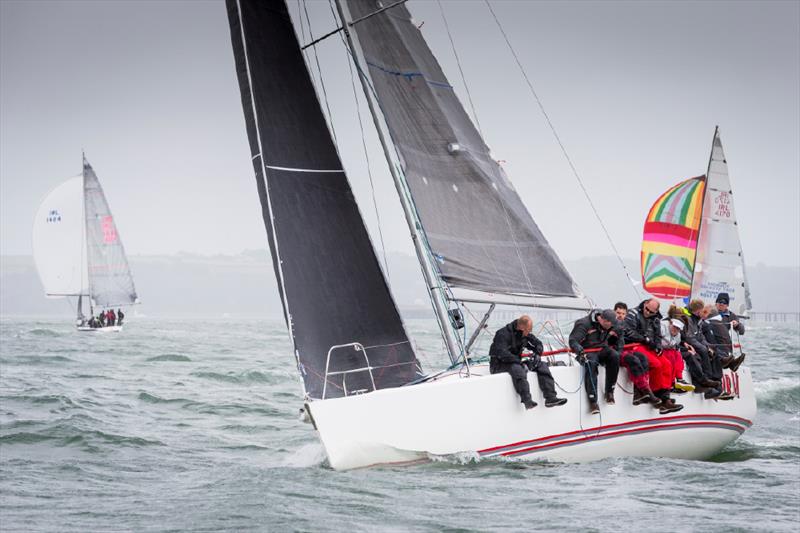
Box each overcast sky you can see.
[2,0,798,268]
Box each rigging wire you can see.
[436,0,484,138]
[483,0,640,301]
[300,0,339,147]
[326,0,391,277]
[329,0,465,363]
[435,1,537,315]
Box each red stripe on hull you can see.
[479,414,752,455]
[500,421,745,457]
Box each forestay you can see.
[226,0,421,400]
[341,0,580,299]
[32,176,88,297]
[691,128,751,314]
[83,159,138,308]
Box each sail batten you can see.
[227,0,420,400]
[342,0,580,299]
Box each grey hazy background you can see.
[2,251,798,317]
[1,0,799,316]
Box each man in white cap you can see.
[660,316,694,393]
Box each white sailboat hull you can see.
[76,325,123,333]
[306,363,756,470]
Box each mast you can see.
[687,126,716,299]
[80,151,89,313]
[333,0,462,364]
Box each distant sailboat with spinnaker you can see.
[32,155,139,331]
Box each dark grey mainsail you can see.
[342,0,580,298]
[226,0,421,400]
[83,158,138,308]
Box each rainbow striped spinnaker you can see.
[641,176,705,299]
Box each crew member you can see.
[489,316,568,410]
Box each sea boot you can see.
[545,397,568,407]
[729,354,746,372]
[644,388,662,407]
[673,378,694,393]
[632,387,646,405]
[633,387,661,406]
[704,388,722,399]
[720,355,735,369]
[659,398,684,414]
[589,402,600,415]
[523,399,538,410]
[604,390,615,405]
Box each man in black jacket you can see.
[685,301,721,382]
[489,316,567,410]
[707,292,746,371]
[623,299,683,413]
[568,309,621,414]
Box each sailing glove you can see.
[524,356,540,372]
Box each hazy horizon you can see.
[1,0,798,268]
[3,250,798,317]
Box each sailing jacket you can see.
[489,320,544,369]
[623,300,662,350]
[683,312,715,352]
[706,309,744,353]
[660,319,682,349]
[568,311,623,354]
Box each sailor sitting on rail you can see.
[568,309,621,415]
[705,292,746,372]
[682,300,727,400]
[489,315,567,410]
[659,310,695,394]
[623,299,683,414]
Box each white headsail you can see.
[32,175,88,297]
[691,128,752,314]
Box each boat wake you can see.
[754,377,800,413]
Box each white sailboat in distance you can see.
[32,155,139,332]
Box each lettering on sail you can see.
[714,192,732,219]
[698,281,734,303]
[101,216,117,244]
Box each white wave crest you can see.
[427,450,482,465]
[282,441,327,468]
[753,377,800,400]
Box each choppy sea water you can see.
[0,316,798,532]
